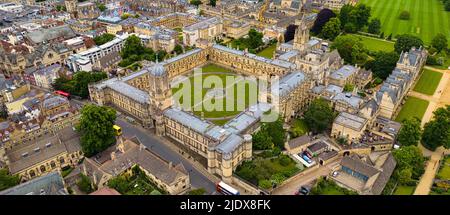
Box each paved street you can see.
[115,118,218,194]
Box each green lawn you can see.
[393,185,415,195]
[171,64,258,122]
[256,44,277,59]
[413,69,443,95]
[437,157,450,180]
[353,34,395,52]
[310,178,358,195]
[395,96,429,123]
[359,0,450,45]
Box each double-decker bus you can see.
[55,90,70,99]
[216,181,240,195]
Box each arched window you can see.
[50,161,56,169]
[59,157,65,164]
[40,165,46,173]
[29,170,35,178]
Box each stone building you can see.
[82,136,190,195]
[182,17,223,47]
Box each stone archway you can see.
[343,151,350,157]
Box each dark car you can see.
[294,186,310,195]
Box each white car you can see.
[332,171,339,177]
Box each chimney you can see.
[110,151,116,161]
[168,161,173,170]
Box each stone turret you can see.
[148,63,172,136]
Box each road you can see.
[115,118,218,194]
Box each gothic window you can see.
[50,161,56,169]
[29,170,36,178]
[40,165,46,173]
[59,157,65,164]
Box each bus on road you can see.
[113,125,122,136]
[216,181,240,195]
[55,90,70,99]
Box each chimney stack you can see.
[168,161,173,169]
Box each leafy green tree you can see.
[78,104,116,157]
[338,4,355,27]
[121,13,131,20]
[343,84,354,92]
[446,0,450,11]
[209,0,216,6]
[93,33,115,46]
[392,145,425,180]
[56,5,66,11]
[399,11,410,20]
[73,71,107,98]
[252,130,273,150]
[77,174,94,193]
[343,22,357,33]
[348,4,371,30]
[369,51,399,79]
[321,18,341,40]
[331,35,367,64]
[304,99,335,133]
[394,34,424,53]
[311,9,336,35]
[397,117,422,147]
[387,33,392,40]
[97,3,106,12]
[0,168,20,191]
[122,35,145,59]
[174,44,183,55]
[0,102,8,119]
[368,18,381,34]
[379,32,384,39]
[190,0,202,6]
[258,179,272,189]
[246,29,264,49]
[431,33,448,53]
[421,106,450,151]
[397,168,413,185]
[265,117,285,149]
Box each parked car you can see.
[332,171,339,177]
[295,186,310,195]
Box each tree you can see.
[209,0,216,7]
[398,168,413,185]
[380,32,385,39]
[431,33,448,53]
[421,106,450,151]
[321,18,341,41]
[369,51,399,79]
[56,5,66,11]
[394,34,424,53]
[368,18,381,34]
[311,9,336,35]
[246,29,264,49]
[304,99,335,133]
[174,44,183,55]
[446,0,450,11]
[397,117,422,147]
[264,117,285,149]
[0,102,8,119]
[392,145,425,180]
[338,4,355,27]
[97,3,106,12]
[93,33,115,46]
[121,35,145,59]
[121,13,131,20]
[252,130,273,150]
[399,11,410,20]
[387,33,392,41]
[349,4,371,30]
[190,0,202,6]
[77,174,94,193]
[0,168,20,191]
[78,104,117,157]
[343,22,357,33]
[331,35,367,65]
[343,84,354,92]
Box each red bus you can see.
[216,181,240,195]
[55,90,70,99]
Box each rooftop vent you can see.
[34,147,40,152]
[45,143,52,148]
[22,152,28,157]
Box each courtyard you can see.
[171,63,259,125]
[353,34,395,52]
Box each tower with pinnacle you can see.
[293,16,309,51]
[148,63,172,136]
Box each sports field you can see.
[353,34,395,52]
[395,96,429,123]
[359,0,450,45]
[413,69,443,95]
[171,64,258,124]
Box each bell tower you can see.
[148,63,172,136]
[293,16,309,51]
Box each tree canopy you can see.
[368,18,381,35]
[392,145,425,180]
[190,0,202,6]
[321,18,341,41]
[0,168,20,191]
[52,71,107,99]
[366,51,399,79]
[397,117,422,147]
[304,98,335,133]
[252,117,285,150]
[77,104,117,157]
[399,11,410,20]
[0,102,8,119]
[93,33,115,46]
[394,34,424,53]
[311,9,336,35]
[331,35,367,65]
[421,105,450,151]
[97,3,106,12]
[431,33,448,53]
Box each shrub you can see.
[258,179,272,189]
[77,174,94,193]
[279,155,291,166]
[399,11,410,20]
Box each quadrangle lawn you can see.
[437,157,450,180]
[395,96,429,123]
[353,34,395,52]
[359,0,450,45]
[413,69,443,95]
[393,185,415,195]
[256,44,277,59]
